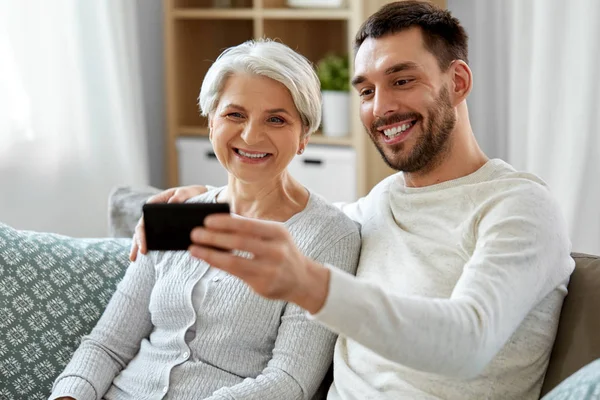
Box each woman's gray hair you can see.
[199,39,322,136]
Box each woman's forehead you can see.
[219,74,298,112]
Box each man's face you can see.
[352,28,457,172]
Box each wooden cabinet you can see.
[163,0,446,195]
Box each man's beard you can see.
[368,86,456,173]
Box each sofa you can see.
[0,187,599,399]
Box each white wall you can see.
[447,0,509,160]
[135,0,166,189]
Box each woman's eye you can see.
[227,112,244,118]
[268,116,285,124]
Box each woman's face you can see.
[209,73,307,185]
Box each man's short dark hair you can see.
[354,1,469,70]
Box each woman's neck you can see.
[217,172,309,222]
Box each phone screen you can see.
[143,203,230,251]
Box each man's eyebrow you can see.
[351,75,366,87]
[385,61,420,75]
[351,62,420,87]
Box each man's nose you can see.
[373,89,398,119]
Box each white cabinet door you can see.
[288,145,356,203]
[176,137,228,187]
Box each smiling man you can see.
[131,2,575,399]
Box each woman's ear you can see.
[208,116,214,142]
[298,132,309,154]
[449,60,473,106]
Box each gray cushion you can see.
[0,222,130,399]
[108,185,161,238]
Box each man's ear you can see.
[449,60,472,106]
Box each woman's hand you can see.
[188,214,331,314]
[129,185,209,261]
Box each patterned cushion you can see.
[0,222,131,400]
[542,359,600,400]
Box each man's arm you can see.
[188,184,574,379]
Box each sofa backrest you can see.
[541,253,600,396]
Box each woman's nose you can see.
[240,122,264,145]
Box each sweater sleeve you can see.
[206,231,361,400]
[50,252,156,400]
[312,185,574,379]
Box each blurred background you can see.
[0,0,598,254]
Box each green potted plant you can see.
[316,53,350,137]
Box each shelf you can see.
[179,126,209,136]
[171,8,349,20]
[262,9,350,20]
[262,0,347,9]
[263,19,347,64]
[171,0,253,8]
[173,19,254,127]
[309,132,353,146]
[172,9,255,19]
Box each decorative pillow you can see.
[542,358,600,400]
[0,222,131,400]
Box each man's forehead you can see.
[353,30,436,80]
[354,30,426,73]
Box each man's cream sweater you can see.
[315,159,574,400]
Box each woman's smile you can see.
[233,147,273,164]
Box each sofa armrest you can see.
[541,253,600,396]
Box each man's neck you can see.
[403,114,488,188]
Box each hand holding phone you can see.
[143,203,230,251]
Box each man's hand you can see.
[129,185,209,261]
[188,214,331,314]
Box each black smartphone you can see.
[143,203,230,251]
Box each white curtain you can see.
[0,0,149,237]
[449,0,600,255]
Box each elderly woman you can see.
[50,40,360,400]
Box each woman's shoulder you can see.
[289,190,361,265]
